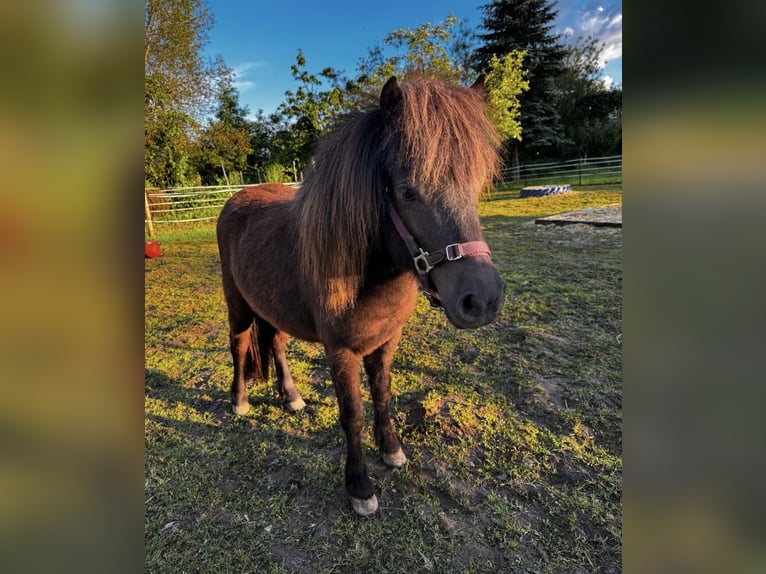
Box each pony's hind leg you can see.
[272,330,305,412]
[364,333,407,468]
[228,316,255,416]
[222,279,260,415]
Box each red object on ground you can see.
[145,240,162,258]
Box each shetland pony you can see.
[217,76,505,515]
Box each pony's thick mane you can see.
[295,110,387,315]
[295,77,500,315]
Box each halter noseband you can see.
[387,202,492,308]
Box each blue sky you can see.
[204,0,622,119]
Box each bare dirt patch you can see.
[535,204,622,227]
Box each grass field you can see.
[145,188,622,573]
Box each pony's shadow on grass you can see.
[145,365,345,454]
[145,366,388,521]
[145,365,311,454]
[146,367,302,422]
[145,367,234,426]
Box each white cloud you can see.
[233,62,262,74]
[600,38,622,67]
[597,22,622,67]
[577,7,622,70]
[602,75,614,88]
[235,80,256,91]
[581,11,611,35]
[231,61,266,92]
[556,2,622,77]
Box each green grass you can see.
[145,189,622,573]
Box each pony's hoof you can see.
[382,449,407,468]
[232,403,250,416]
[286,397,306,412]
[350,494,378,516]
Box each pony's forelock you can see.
[396,78,501,218]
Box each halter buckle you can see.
[412,248,434,273]
[445,243,463,261]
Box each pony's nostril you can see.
[459,293,486,319]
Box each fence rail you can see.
[144,183,301,224]
[145,156,621,225]
[499,154,622,188]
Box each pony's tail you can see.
[247,317,275,381]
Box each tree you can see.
[474,0,568,163]
[212,65,250,131]
[144,0,216,114]
[245,110,279,182]
[484,51,529,143]
[144,96,199,187]
[192,66,253,185]
[356,14,476,92]
[145,0,220,187]
[553,35,622,158]
[272,50,355,174]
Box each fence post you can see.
[220,160,230,186]
[144,190,156,240]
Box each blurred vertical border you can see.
[626,1,766,572]
[0,1,143,572]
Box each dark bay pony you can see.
[216,76,505,516]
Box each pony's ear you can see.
[380,76,403,125]
[470,75,487,97]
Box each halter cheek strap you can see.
[387,203,492,308]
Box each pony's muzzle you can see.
[446,272,505,329]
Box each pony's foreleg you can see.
[364,333,407,469]
[272,330,305,412]
[327,346,377,516]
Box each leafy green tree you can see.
[144,0,216,113]
[356,14,476,91]
[213,66,250,130]
[485,51,529,143]
[145,0,219,187]
[144,100,199,188]
[144,72,200,187]
[245,110,278,182]
[474,0,568,163]
[193,67,253,185]
[553,35,622,158]
[273,50,355,173]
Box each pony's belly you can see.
[235,283,320,342]
[252,303,320,343]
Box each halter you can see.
[387,202,492,308]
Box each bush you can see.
[262,163,291,183]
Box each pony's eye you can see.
[400,188,417,202]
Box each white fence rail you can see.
[145,156,621,224]
[500,154,622,187]
[144,183,300,224]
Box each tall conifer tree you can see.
[474,0,567,164]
